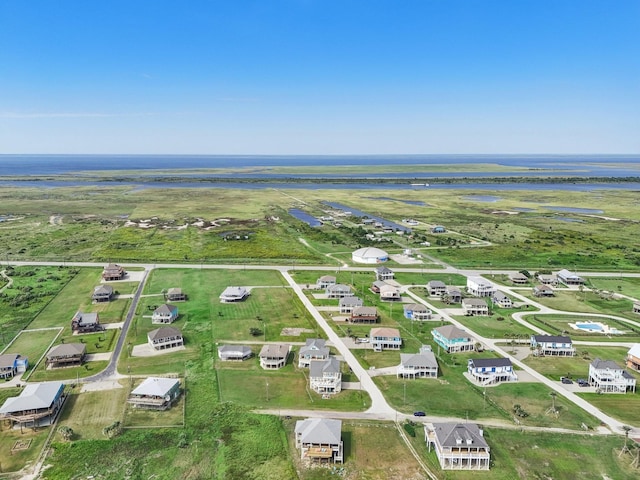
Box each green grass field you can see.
[3,328,61,372]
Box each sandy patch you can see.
[80,380,124,393]
[131,343,186,357]
[280,328,315,336]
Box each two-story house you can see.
[427,280,446,296]
[370,327,402,351]
[350,306,378,324]
[326,284,352,299]
[530,335,575,356]
[466,276,496,297]
[309,358,342,395]
[397,345,438,379]
[467,358,517,385]
[295,418,343,464]
[147,326,184,351]
[426,423,490,470]
[432,325,476,353]
[152,304,179,324]
[492,291,513,308]
[298,339,330,368]
[588,358,636,393]
[403,303,432,321]
[375,266,394,281]
[462,298,489,316]
[626,344,640,371]
[339,296,363,314]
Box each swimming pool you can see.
[575,323,604,332]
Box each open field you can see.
[452,314,537,339]
[56,386,128,440]
[27,360,110,382]
[2,329,60,372]
[577,391,640,425]
[523,346,632,380]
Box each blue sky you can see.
[0,0,638,154]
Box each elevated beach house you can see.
[218,345,253,362]
[259,344,289,369]
[403,303,433,321]
[148,326,184,351]
[432,325,475,353]
[298,339,330,368]
[0,382,65,428]
[557,269,585,286]
[370,327,402,351]
[219,286,250,302]
[128,377,181,410]
[71,311,103,333]
[339,296,363,314]
[152,304,179,324]
[350,306,378,324]
[427,280,447,296]
[166,287,186,302]
[462,298,489,316]
[397,345,438,379]
[530,335,575,356]
[426,423,490,470]
[627,344,640,371]
[102,263,125,281]
[46,343,86,368]
[0,354,28,380]
[326,284,351,299]
[466,276,495,297]
[295,418,344,463]
[588,358,636,393]
[92,284,114,302]
[309,358,342,395]
[375,266,395,281]
[467,358,517,385]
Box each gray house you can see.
[426,423,490,470]
[218,345,253,361]
[46,343,86,368]
[92,285,114,302]
[298,339,330,368]
[397,346,438,379]
[295,418,344,463]
[128,377,181,410]
[148,326,184,351]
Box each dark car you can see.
[561,376,573,384]
[577,379,589,387]
[413,411,426,417]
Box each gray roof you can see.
[0,382,64,414]
[375,266,393,274]
[469,358,512,368]
[300,339,329,357]
[432,324,473,340]
[0,354,19,369]
[47,343,86,358]
[167,287,183,295]
[532,335,572,344]
[352,306,377,316]
[93,285,113,295]
[493,291,509,301]
[220,286,248,298]
[131,377,180,397]
[404,303,430,313]
[462,298,488,307]
[218,345,252,357]
[427,280,446,288]
[310,358,341,378]
[295,418,342,445]
[75,312,99,325]
[148,326,182,341]
[327,284,351,292]
[154,304,178,315]
[431,423,489,449]
[446,286,461,294]
[590,358,623,371]
[400,350,438,369]
[259,344,289,359]
[372,280,388,289]
[318,275,336,283]
[339,296,363,307]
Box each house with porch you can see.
[218,345,253,361]
[219,286,250,302]
[403,303,432,321]
[166,288,186,302]
[530,335,575,356]
[397,345,438,379]
[508,272,529,285]
[370,327,402,351]
[298,339,330,368]
[466,277,496,297]
[46,343,86,368]
[445,286,462,303]
[379,284,401,301]
[492,291,513,308]
[326,284,352,299]
[633,302,640,315]
[71,311,103,333]
[432,325,476,353]
[427,280,447,296]
[317,275,336,289]
[467,358,517,385]
[295,418,344,463]
[588,358,637,393]
[148,326,184,351]
[627,344,640,371]
[375,266,395,281]
[102,263,125,281]
[426,423,490,470]
[557,269,585,286]
[92,284,113,302]
[370,280,387,293]
[309,358,342,395]
[259,344,290,369]
[537,273,558,285]
[462,298,489,316]
[0,382,65,428]
[128,377,181,410]
[152,304,179,324]
[533,284,555,297]
[350,306,378,324]
[0,354,28,380]
[339,296,363,314]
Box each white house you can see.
[557,269,585,286]
[259,344,289,369]
[295,418,343,463]
[218,345,253,361]
[403,303,432,321]
[466,277,496,297]
[397,346,438,379]
[379,284,401,301]
[462,298,489,316]
[426,423,490,470]
[530,335,575,356]
[147,326,184,351]
[432,325,476,353]
[467,358,517,385]
[326,284,352,299]
[309,358,342,395]
[152,304,179,324]
[508,272,529,285]
[492,291,513,308]
[298,339,330,368]
[588,358,636,393]
[370,327,402,351]
[375,266,394,281]
[339,296,363,314]
[427,280,447,296]
[219,286,250,302]
[317,275,336,289]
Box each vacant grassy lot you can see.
[523,346,631,380]
[577,391,640,424]
[56,387,128,440]
[28,360,110,382]
[3,328,61,372]
[453,313,536,338]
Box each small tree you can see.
[58,425,74,441]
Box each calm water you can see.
[1,154,639,191]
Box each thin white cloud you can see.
[0,112,158,119]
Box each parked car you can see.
[577,379,589,387]
[413,411,426,417]
[561,376,573,384]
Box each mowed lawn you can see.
[577,391,640,425]
[523,346,632,380]
[57,387,129,440]
[524,314,640,343]
[3,328,61,372]
[452,313,536,338]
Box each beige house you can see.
[259,344,289,369]
[461,298,489,316]
[426,423,490,470]
[46,343,86,368]
[102,263,125,281]
[128,377,181,410]
[148,326,184,351]
[370,327,402,351]
[166,288,186,301]
[152,304,179,324]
